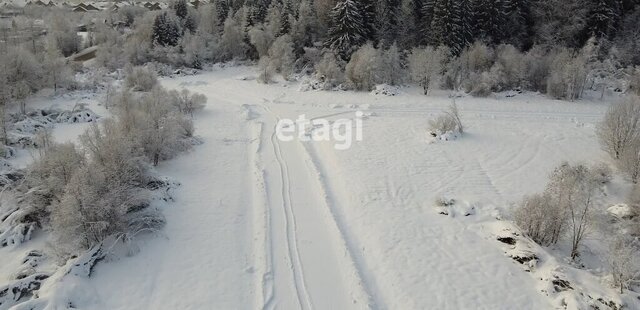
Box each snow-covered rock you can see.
[607,204,636,220]
[370,84,400,96]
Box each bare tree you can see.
[514,193,566,246]
[408,46,449,95]
[607,236,639,294]
[596,95,640,159]
[315,52,345,88]
[516,162,605,259]
[619,138,640,183]
[546,163,601,260]
[169,89,207,117]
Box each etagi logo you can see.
[275,112,364,150]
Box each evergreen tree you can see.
[184,13,198,34]
[216,0,231,27]
[397,0,419,49]
[474,0,509,45]
[279,0,294,36]
[174,0,189,20]
[376,0,401,46]
[254,0,271,23]
[429,0,470,55]
[292,0,319,50]
[420,0,435,44]
[361,0,377,42]
[504,0,534,49]
[326,0,368,59]
[152,12,181,47]
[587,0,621,40]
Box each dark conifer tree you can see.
[325,0,368,59]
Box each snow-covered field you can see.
[2,65,638,309]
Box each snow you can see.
[2,65,638,309]
[608,204,635,219]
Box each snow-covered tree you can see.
[546,162,601,260]
[619,137,640,183]
[397,0,419,49]
[43,37,71,93]
[199,4,224,36]
[267,34,296,80]
[345,43,384,90]
[428,0,471,55]
[169,89,208,117]
[174,0,189,20]
[375,0,401,46]
[125,65,158,92]
[515,192,566,246]
[408,45,449,94]
[607,236,639,294]
[249,24,275,59]
[325,0,368,59]
[220,13,246,60]
[153,12,181,47]
[315,51,345,87]
[382,43,404,85]
[490,44,525,91]
[4,47,43,93]
[596,95,640,159]
[473,0,509,45]
[291,0,319,51]
[586,0,621,40]
[26,142,85,207]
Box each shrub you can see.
[514,193,565,246]
[491,44,524,91]
[315,52,345,87]
[515,162,603,259]
[630,185,640,207]
[169,89,207,117]
[618,138,640,183]
[125,65,158,91]
[596,95,640,159]
[607,236,639,294]
[546,49,587,100]
[523,46,552,92]
[408,46,449,95]
[629,67,640,96]
[345,44,384,91]
[257,56,274,84]
[267,34,296,80]
[428,102,464,135]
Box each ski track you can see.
[246,102,372,310]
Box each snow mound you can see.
[55,109,98,123]
[370,84,400,96]
[607,204,636,220]
[428,130,461,142]
[298,77,324,92]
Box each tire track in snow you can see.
[247,119,276,310]
[268,123,314,310]
[256,100,372,310]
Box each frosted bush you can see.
[618,138,640,183]
[125,65,158,91]
[514,193,565,246]
[428,102,464,136]
[596,95,640,159]
[345,44,384,91]
[315,52,345,87]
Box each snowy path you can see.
[250,103,371,310]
